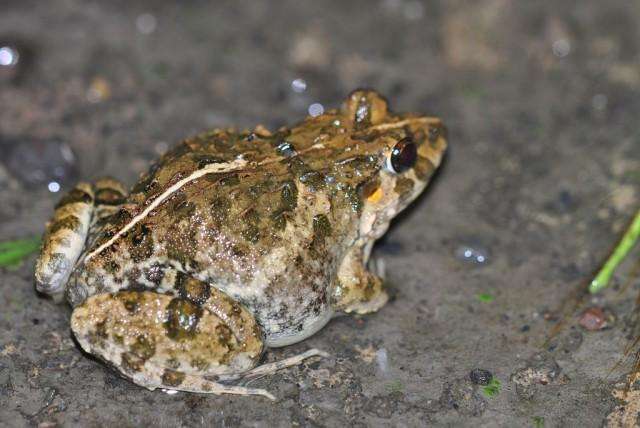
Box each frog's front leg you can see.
[70,278,325,399]
[334,243,389,314]
[35,178,128,296]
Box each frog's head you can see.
[338,89,447,239]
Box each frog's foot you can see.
[70,288,274,398]
[335,264,389,315]
[334,246,390,314]
[35,178,128,296]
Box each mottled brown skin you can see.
[35,90,447,397]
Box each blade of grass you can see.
[0,237,41,251]
[590,209,640,294]
[0,237,41,267]
[482,377,501,398]
[476,293,494,303]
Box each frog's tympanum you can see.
[35,90,447,399]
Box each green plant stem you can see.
[0,237,41,267]
[589,209,640,294]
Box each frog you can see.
[34,89,447,399]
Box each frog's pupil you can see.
[390,138,417,173]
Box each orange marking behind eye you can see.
[367,187,384,203]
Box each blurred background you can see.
[0,1,639,426]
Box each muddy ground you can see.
[1,1,639,426]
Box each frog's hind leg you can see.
[221,348,330,383]
[70,275,327,399]
[35,178,128,296]
[70,284,272,397]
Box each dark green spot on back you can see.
[130,335,156,360]
[175,273,211,306]
[161,369,186,387]
[280,181,298,210]
[116,293,142,313]
[129,223,154,263]
[164,298,203,340]
[313,214,332,243]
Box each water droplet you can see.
[0,46,18,67]
[552,39,571,58]
[136,13,157,35]
[592,94,607,112]
[308,103,324,117]
[0,41,27,83]
[47,181,61,193]
[455,245,490,266]
[291,78,307,93]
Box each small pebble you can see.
[469,368,493,386]
[290,78,307,93]
[308,102,324,117]
[578,307,614,331]
[542,310,558,322]
[87,76,111,103]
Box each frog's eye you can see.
[387,138,417,174]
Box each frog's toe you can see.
[70,290,267,396]
[35,183,94,295]
[226,348,330,382]
[342,289,389,314]
[337,268,389,315]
